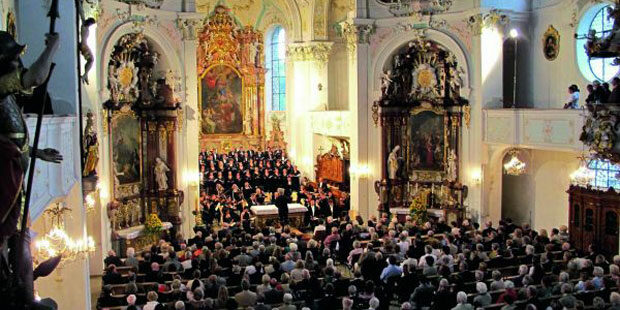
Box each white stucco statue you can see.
[447,149,457,182]
[388,145,401,179]
[154,157,170,191]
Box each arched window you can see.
[577,4,620,82]
[587,159,620,190]
[265,26,286,111]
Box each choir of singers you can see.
[198,147,350,229]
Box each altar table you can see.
[250,203,307,228]
[113,222,173,255]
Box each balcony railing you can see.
[25,115,80,221]
[483,108,584,152]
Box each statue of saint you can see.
[154,157,170,191]
[82,111,98,177]
[0,30,62,308]
[388,145,401,179]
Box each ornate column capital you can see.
[337,21,376,56]
[466,9,510,36]
[286,41,334,64]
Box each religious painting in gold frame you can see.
[405,103,449,182]
[542,25,560,61]
[199,64,244,135]
[109,108,143,199]
[196,5,266,148]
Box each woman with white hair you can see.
[125,247,139,269]
[591,266,605,289]
[610,291,620,308]
[348,240,364,265]
[368,297,380,310]
[473,282,492,307]
[452,291,474,310]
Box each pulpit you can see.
[567,186,619,256]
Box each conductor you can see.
[274,188,289,225]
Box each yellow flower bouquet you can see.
[145,213,163,236]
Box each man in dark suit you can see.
[274,188,289,225]
[317,177,329,193]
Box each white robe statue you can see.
[154,157,170,191]
[388,145,401,179]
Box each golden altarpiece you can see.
[197,6,266,151]
[373,38,470,223]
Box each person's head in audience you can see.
[476,282,488,295]
[456,291,468,305]
[425,255,434,267]
[147,291,158,303]
[283,293,293,305]
[174,301,185,310]
[126,282,138,294]
[126,247,135,258]
[369,297,380,310]
[592,296,605,309]
[217,286,229,305]
[127,294,137,306]
[613,77,620,89]
[610,292,620,306]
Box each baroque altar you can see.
[197,5,266,151]
[372,37,469,219]
[103,32,184,238]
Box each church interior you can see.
[0,0,619,309]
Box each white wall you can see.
[498,149,580,231]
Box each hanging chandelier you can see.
[34,203,95,268]
[570,155,594,187]
[503,149,526,176]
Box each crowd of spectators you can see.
[98,213,620,310]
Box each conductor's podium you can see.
[250,203,307,228]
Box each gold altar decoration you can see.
[503,149,526,176]
[197,5,265,149]
[34,203,95,273]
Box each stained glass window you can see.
[588,159,620,190]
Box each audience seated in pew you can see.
[97,212,620,310]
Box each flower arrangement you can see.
[409,196,428,225]
[144,213,163,236]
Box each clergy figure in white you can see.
[388,145,401,179]
[154,157,170,191]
